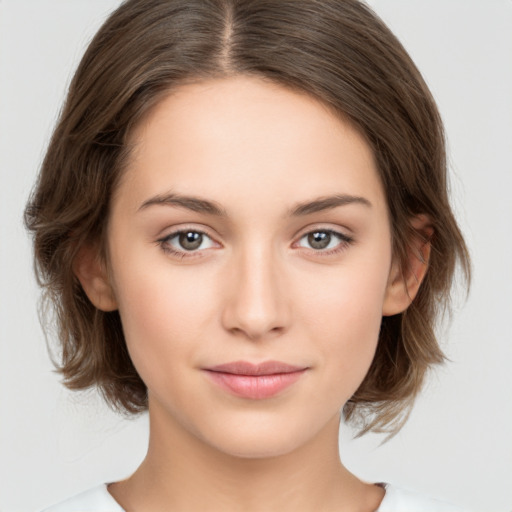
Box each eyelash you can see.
[157,228,354,260]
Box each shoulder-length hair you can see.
[25,0,470,436]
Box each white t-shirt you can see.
[41,483,469,511]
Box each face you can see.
[104,75,397,458]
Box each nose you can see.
[221,242,291,341]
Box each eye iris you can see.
[308,231,331,250]
[179,231,202,250]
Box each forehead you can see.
[116,75,387,217]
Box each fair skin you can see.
[76,75,430,512]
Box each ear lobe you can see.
[382,215,433,317]
[73,244,118,312]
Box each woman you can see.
[25,1,471,510]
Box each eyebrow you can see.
[138,192,372,217]
[139,193,228,216]
[288,194,372,216]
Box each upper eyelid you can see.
[159,224,351,240]
[294,223,353,240]
[159,225,217,240]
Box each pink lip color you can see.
[203,361,308,399]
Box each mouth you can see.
[203,360,309,399]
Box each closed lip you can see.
[204,360,308,376]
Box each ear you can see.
[73,243,118,312]
[382,215,433,317]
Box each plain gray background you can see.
[1,1,511,510]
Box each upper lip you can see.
[205,360,307,376]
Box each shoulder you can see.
[40,484,124,512]
[378,483,470,512]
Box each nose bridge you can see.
[222,237,289,340]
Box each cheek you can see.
[110,252,219,382]
[299,247,390,328]
[296,251,391,393]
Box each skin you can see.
[76,75,430,511]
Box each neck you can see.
[108,401,384,512]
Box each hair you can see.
[25,0,470,436]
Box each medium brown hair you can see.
[25,0,470,435]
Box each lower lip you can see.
[204,369,307,399]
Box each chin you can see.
[197,411,332,460]
[211,433,306,460]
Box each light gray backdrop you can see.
[1,1,511,510]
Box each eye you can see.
[296,229,353,254]
[158,229,217,257]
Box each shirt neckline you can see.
[102,482,390,511]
